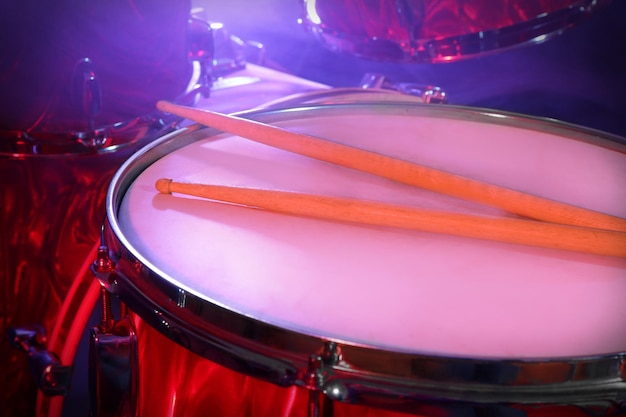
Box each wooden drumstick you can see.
[156,179,626,258]
[156,101,626,233]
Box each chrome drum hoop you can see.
[301,0,612,63]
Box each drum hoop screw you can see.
[306,354,325,389]
[93,246,114,273]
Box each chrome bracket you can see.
[89,316,137,417]
[89,244,138,417]
[91,245,115,287]
[7,325,72,396]
[360,73,448,104]
[306,341,346,417]
[91,245,117,332]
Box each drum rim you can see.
[302,0,612,63]
[102,101,626,411]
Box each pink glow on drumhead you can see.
[119,107,626,359]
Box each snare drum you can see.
[300,0,610,62]
[98,100,626,416]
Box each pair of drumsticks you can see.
[155,101,626,258]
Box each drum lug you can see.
[360,73,448,104]
[306,342,342,388]
[91,245,116,290]
[7,325,72,396]
[306,342,348,417]
[89,316,138,417]
[89,244,138,417]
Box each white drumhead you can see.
[118,104,626,358]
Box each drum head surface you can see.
[112,103,626,359]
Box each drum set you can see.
[3,1,626,417]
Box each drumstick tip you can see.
[155,178,173,194]
[156,100,174,113]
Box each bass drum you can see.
[94,98,626,416]
[0,1,196,415]
[300,0,611,62]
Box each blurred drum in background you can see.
[0,1,194,414]
[300,0,611,62]
[0,0,193,134]
[87,99,626,417]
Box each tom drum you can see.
[300,0,611,62]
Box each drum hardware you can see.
[89,245,138,417]
[183,8,253,105]
[359,73,447,104]
[210,22,247,76]
[88,317,137,417]
[305,342,346,417]
[0,83,182,156]
[182,16,216,102]
[177,19,259,105]
[7,326,73,397]
[91,245,119,332]
[71,58,102,137]
[0,13,246,157]
[255,85,430,111]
